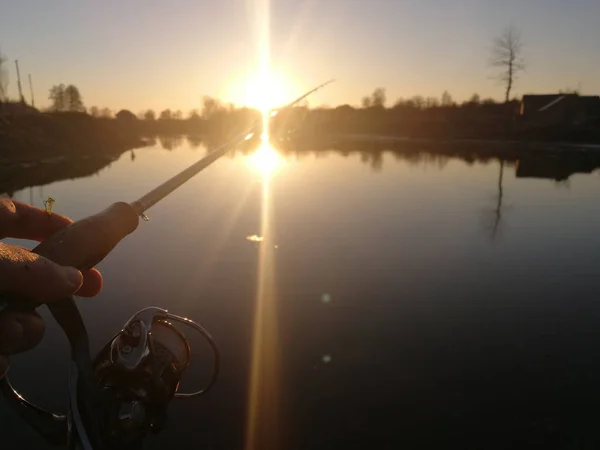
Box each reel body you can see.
[0,307,219,450]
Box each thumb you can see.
[0,242,83,304]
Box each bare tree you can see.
[489,25,525,103]
[0,48,9,101]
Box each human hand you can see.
[0,199,103,377]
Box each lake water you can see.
[2,139,600,449]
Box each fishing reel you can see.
[0,306,219,449]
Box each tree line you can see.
[41,25,526,121]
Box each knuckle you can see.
[0,198,16,212]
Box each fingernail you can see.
[63,267,83,289]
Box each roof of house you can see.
[579,96,600,115]
[522,94,600,114]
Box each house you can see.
[519,94,600,128]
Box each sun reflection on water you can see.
[245,137,286,178]
[245,145,282,450]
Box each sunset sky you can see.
[1,0,599,113]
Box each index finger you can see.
[0,199,73,241]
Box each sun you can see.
[231,69,295,115]
[246,138,286,177]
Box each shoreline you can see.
[0,112,146,165]
[2,109,600,169]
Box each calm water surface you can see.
[2,141,600,449]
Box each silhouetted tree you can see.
[410,95,425,109]
[371,88,386,108]
[64,85,84,112]
[49,84,66,111]
[159,109,172,120]
[0,48,8,102]
[467,93,481,105]
[116,109,136,121]
[393,98,405,108]
[425,97,439,108]
[144,109,156,120]
[172,110,183,120]
[361,96,372,109]
[490,25,525,103]
[89,106,100,117]
[100,107,112,118]
[441,91,454,107]
[48,84,84,112]
[188,109,200,120]
[201,96,224,119]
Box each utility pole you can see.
[28,74,35,107]
[14,60,25,104]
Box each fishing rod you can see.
[0,79,335,449]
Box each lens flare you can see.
[244,0,283,448]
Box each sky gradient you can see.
[1,0,599,113]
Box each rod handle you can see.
[33,202,139,270]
